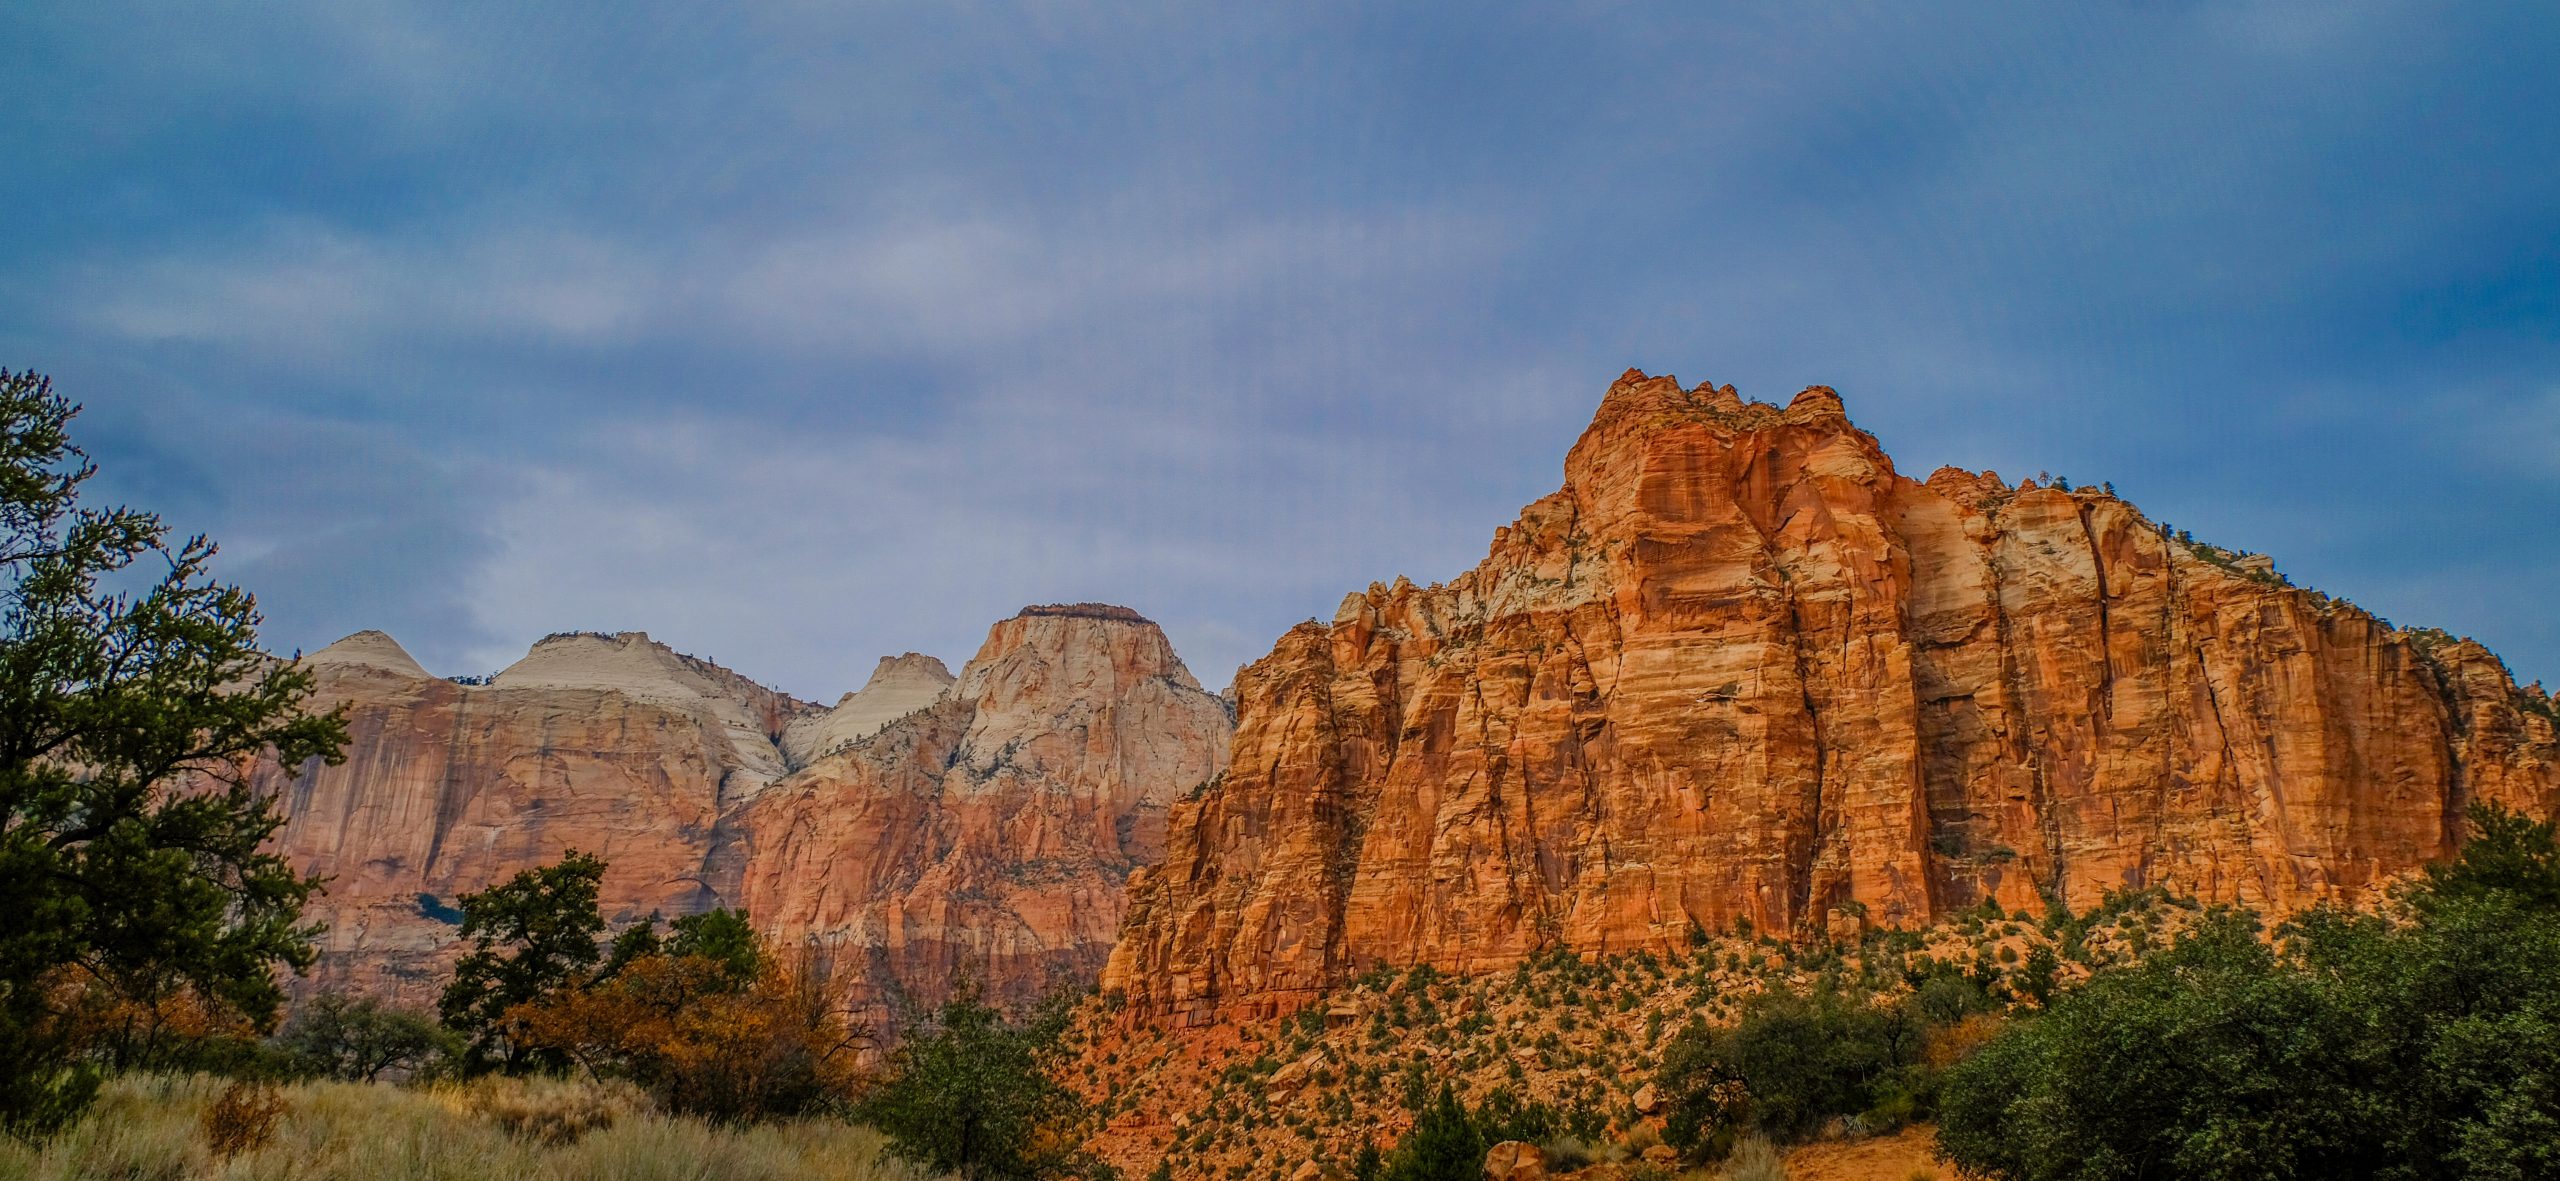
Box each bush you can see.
[1381,1084,1483,1181]
[200,1079,285,1159]
[1938,804,2560,1181]
[513,940,863,1122]
[277,992,454,1082]
[1656,982,1929,1155]
[857,985,1106,1180]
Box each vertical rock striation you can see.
[265,631,814,1001]
[261,610,1231,1009]
[731,605,1233,1012]
[1102,370,2560,1024]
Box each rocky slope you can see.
[261,609,1230,1007]
[1103,370,2560,1024]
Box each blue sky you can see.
[5,3,2556,699]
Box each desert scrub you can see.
[0,1073,936,1181]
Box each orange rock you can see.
[262,630,813,1002]
[1484,1141,1548,1181]
[716,603,1231,1013]
[263,608,1231,1012]
[1104,370,2560,1023]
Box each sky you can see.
[4,2,2557,700]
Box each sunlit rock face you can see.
[264,630,806,1001]
[730,604,1233,1012]
[261,610,1231,1010]
[1102,369,2560,1025]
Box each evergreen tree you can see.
[1383,1084,1485,1181]
[0,370,345,1130]
[438,850,608,1074]
[859,983,1106,1180]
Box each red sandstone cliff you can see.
[264,630,814,1000]
[731,604,1232,1012]
[1101,370,2560,1023]
[262,609,1229,1008]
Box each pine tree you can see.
[0,369,345,1130]
[438,851,608,1074]
[1383,1084,1486,1181]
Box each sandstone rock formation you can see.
[262,609,1229,1009]
[780,653,956,765]
[1103,370,2560,1023]
[265,630,815,1000]
[731,604,1232,1011]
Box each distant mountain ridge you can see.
[258,609,1231,1012]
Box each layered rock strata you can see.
[733,604,1232,1010]
[1102,370,2560,1023]
[262,610,1229,1008]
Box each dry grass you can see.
[0,1073,939,1181]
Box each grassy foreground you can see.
[0,1074,938,1181]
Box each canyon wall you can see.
[1102,370,2560,1024]
[261,608,1229,1010]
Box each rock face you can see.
[780,653,956,766]
[265,630,817,1001]
[1102,370,2560,1023]
[262,610,1229,1009]
[730,604,1232,1012]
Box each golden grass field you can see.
[0,1074,937,1181]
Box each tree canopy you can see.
[0,369,345,1130]
[438,850,608,1075]
[1937,803,2560,1181]
[858,984,1104,1180]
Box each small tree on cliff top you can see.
[0,369,346,1131]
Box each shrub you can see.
[1656,983,1928,1154]
[513,940,863,1122]
[1939,804,2560,1181]
[201,1079,285,1159]
[277,992,455,1082]
[1381,1084,1483,1181]
[857,985,1104,1180]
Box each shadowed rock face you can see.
[260,614,1230,1009]
[1102,370,2560,1024]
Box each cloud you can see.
[7,2,2557,692]
[74,222,654,369]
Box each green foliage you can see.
[1938,804,2560,1180]
[1656,982,1930,1155]
[1381,1084,1484,1181]
[2417,803,2560,913]
[439,850,609,1074]
[667,908,765,983]
[1350,1140,1384,1181]
[858,984,1107,1180]
[0,370,347,1131]
[276,991,454,1082]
